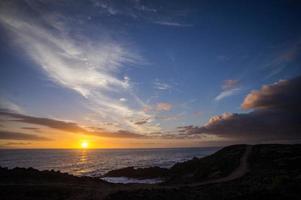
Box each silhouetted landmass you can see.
[1,144,301,200]
[0,167,106,185]
[104,166,168,179]
[105,144,301,200]
[0,167,112,200]
[104,145,245,184]
[167,144,246,183]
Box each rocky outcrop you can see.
[2,144,301,200]
[103,166,168,179]
[103,144,246,184]
[105,144,301,200]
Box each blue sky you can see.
[0,0,301,148]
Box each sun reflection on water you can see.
[77,149,90,174]
[79,150,88,164]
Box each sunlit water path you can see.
[0,147,219,177]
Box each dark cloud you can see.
[21,127,41,132]
[242,77,301,110]
[179,76,301,142]
[0,130,51,141]
[0,110,145,139]
[0,110,87,133]
[134,118,150,125]
[21,127,40,130]
[0,142,31,147]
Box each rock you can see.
[104,166,168,179]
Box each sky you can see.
[0,0,300,148]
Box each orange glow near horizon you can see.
[80,140,89,149]
[0,133,219,149]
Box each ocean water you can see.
[0,147,219,178]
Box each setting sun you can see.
[80,141,89,149]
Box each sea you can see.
[0,147,220,183]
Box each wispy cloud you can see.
[0,11,139,97]
[0,98,23,113]
[0,1,159,135]
[0,130,51,141]
[215,88,241,101]
[0,109,213,141]
[92,0,157,16]
[0,142,31,147]
[119,98,127,102]
[215,79,241,101]
[154,21,192,27]
[264,41,301,79]
[91,0,191,28]
[0,109,146,139]
[222,80,239,90]
[153,79,172,90]
[156,114,184,121]
[156,102,172,111]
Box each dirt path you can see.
[117,145,253,191]
[1,145,253,200]
[102,145,254,199]
[94,145,254,199]
[158,145,253,189]
[195,145,253,185]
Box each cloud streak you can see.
[0,130,51,141]
[264,41,301,79]
[154,21,192,27]
[215,79,241,101]
[156,102,172,111]
[0,142,31,147]
[153,80,172,90]
[215,88,241,101]
[91,0,191,27]
[0,109,145,139]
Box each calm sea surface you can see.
[0,147,220,177]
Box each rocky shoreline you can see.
[102,144,246,184]
[1,144,301,200]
